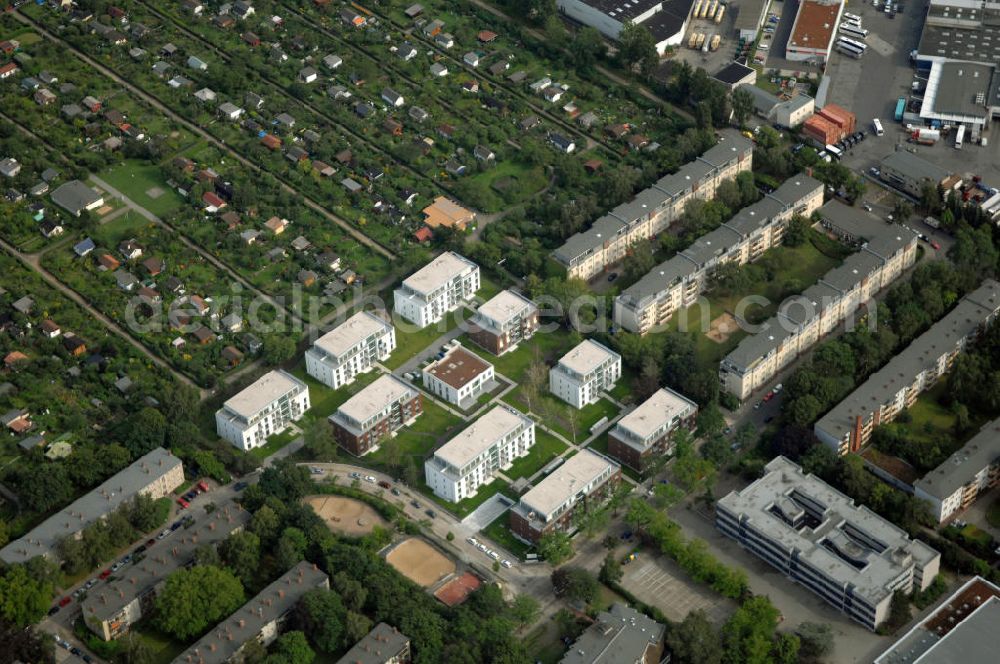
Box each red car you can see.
[176,497,189,509]
[98,569,111,580]
[196,480,210,493]
[58,596,72,607]
[930,240,941,250]
[763,391,775,402]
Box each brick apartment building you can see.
[329,374,422,455]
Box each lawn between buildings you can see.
[100,161,185,218]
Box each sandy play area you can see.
[385,538,456,588]
[304,495,387,536]
[705,312,738,343]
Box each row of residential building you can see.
[719,201,920,401]
[614,174,826,335]
[552,130,754,282]
[814,279,1000,456]
[717,456,940,631]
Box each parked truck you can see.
[688,32,699,49]
[912,128,940,145]
[710,34,721,51]
[696,33,706,49]
[692,0,703,20]
[715,4,725,22]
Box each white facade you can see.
[305,311,395,389]
[549,340,622,409]
[393,252,480,328]
[425,405,535,502]
[421,344,495,407]
[215,370,310,451]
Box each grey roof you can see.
[816,280,1000,443]
[917,0,1000,65]
[780,281,844,327]
[335,622,411,664]
[734,0,769,31]
[616,254,698,308]
[719,457,940,607]
[1,448,182,564]
[818,199,884,241]
[560,603,664,664]
[820,250,884,292]
[723,195,785,237]
[172,562,329,664]
[881,151,951,186]
[680,224,744,268]
[714,61,756,85]
[914,417,1000,500]
[742,84,781,116]
[722,317,794,368]
[51,180,103,214]
[84,502,250,625]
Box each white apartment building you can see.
[305,311,395,389]
[614,174,824,335]
[914,417,1000,523]
[717,457,940,631]
[720,203,920,401]
[393,252,480,328]
[553,131,753,281]
[421,344,496,408]
[424,405,535,502]
[215,370,310,451]
[815,280,1000,455]
[549,339,622,409]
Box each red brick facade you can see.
[332,394,423,456]
[468,310,539,356]
[509,470,622,543]
[607,412,696,474]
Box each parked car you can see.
[234,481,248,491]
[501,560,512,568]
[773,383,783,393]
[425,509,437,519]
[390,487,401,496]
[98,569,111,580]
[364,475,376,484]
[48,605,61,616]
[176,497,189,509]
[58,596,72,607]
[607,272,618,282]
[310,467,323,475]
[82,655,93,663]
[378,480,391,489]
[410,499,421,509]
[468,537,478,545]
[930,240,941,250]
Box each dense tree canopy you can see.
[154,566,245,640]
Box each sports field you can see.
[385,538,455,587]
[304,495,387,536]
[434,572,481,607]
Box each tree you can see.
[618,21,658,76]
[219,531,261,586]
[294,589,345,654]
[666,610,723,664]
[510,594,540,626]
[331,572,367,612]
[0,564,53,627]
[276,527,308,569]
[263,334,296,366]
[0,618,55,664]
[551,567,599,605]
[783,214,810,247]
[154,566,244,640]
[568,27,604,71]
[598,552,623,585]
[303,417,338,462]
[250,505,282,545]
[267,631,314,664]
[623,238,656,283]
[731,88,754,127]
[343,611,373,646]
[796,622,833,661]
[119,407,167,458]
[537,531,573,564]
[721,595,781,664]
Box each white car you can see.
[478,543,487,552]
[489,551,500,560]
[364,475,376,483]
[773,383,783,393]
[501,560,512,568]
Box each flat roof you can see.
[734,0,769,31]
[875,576,1000,664]
[575,0,661,22]
[473,289,536,328]
[172,562,328,664]
[1,448,182,565]
[719,457,939,605]
[881,151,952,186]
[788,0,841,52]
[715,61,756,85]
[333,374,415,424]
[556,339,619,376]
[560,602,664,664]
[50,180,102,213]
[432,405,532,469]
[424,345,493,389]
[643,1,693,42]
[921,61,996,122]
[816,280,1000,442]
[914,416,1000,500]
[85,502,251,623]
[614,387,697,441]
[399,251,477,296]
[220,370,306,419]
[336,622,410,664]
[917,0,1000,64]
[519,449,618,519]
[312,311,391,359]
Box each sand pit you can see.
[146,186,165,199]
[96,205,114,216]
[385,538,455,588]
[304,495,387,536]
[705,312,738,343]
[434,572,481,607]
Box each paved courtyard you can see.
[462,492,514,532]
[620,554,736,624]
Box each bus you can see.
[955,124,966,149]
[894,97,906,121]
[839,23,869,38]
[837,43,864,58]
[873,118,884,136]
[844,11,863,22]
[825,144,844,160]
[838,36,868,51]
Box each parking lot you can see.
[619,552,736,624]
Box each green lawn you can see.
[288,365,382,423]
[453,160,548,213]
[99,160,185,217]
[249,427,299,460]
[367,398,465,470]
[504,387,619,443]
[482,513,536,559]
[91,210,151,247]
[418,476,514,519]
[384,311,465,370]
[132,625,187,664]
[524,622,566,664]
[904,382,959,443]
[504,429,568,481]
[461,332,574,383]
[987,498,1000,529]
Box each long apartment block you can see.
[717,457,940,631]
[607,387,698,473]
[614,174,824,335]
[552,131,753,281]
[510,449,621,543]
[424,404,535,502]
[305,311,396,389]
[914,417,1000,524]
[0,448,184,565]
[549,339,622,409]
[215,370,310,451]
[329,374,422,456]
[171,562,329,664]
[83,502,251,641]
[815,279,1000,456]
[720,202,919,401]
[393,252,479,328]
[467,289,539,356]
